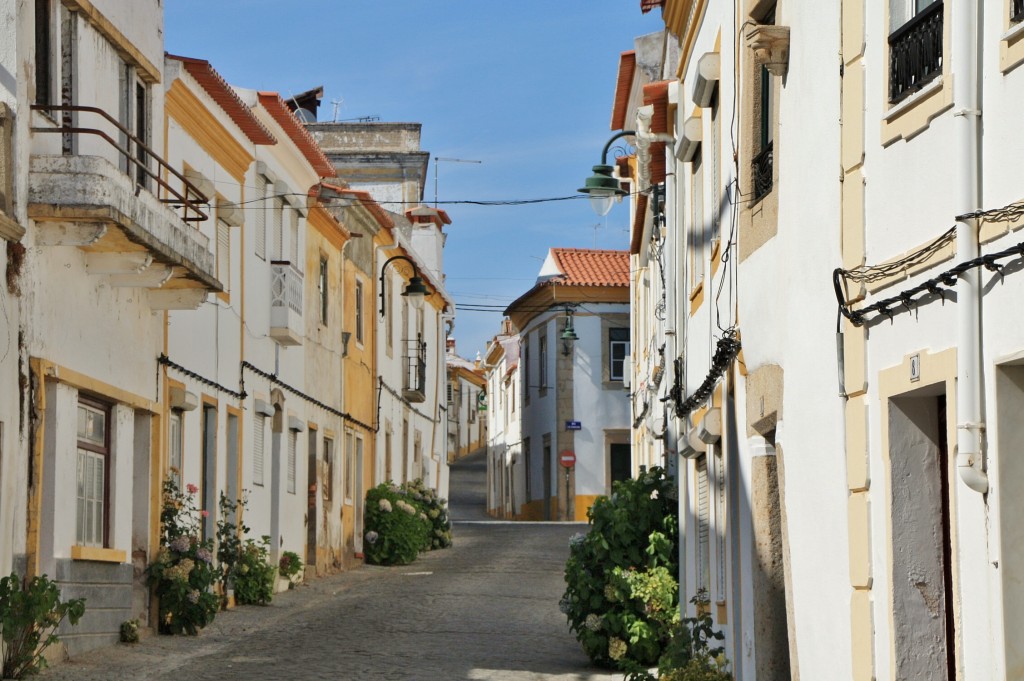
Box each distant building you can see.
[446,340,487,464]
[482,321,521,518]
[497,248,630,521]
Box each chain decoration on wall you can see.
[158,353,246,399]
[665,329,741,420]
[834,199,1024,327]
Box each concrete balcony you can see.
[28,105,220,310]
[270,261,303,346]
[403,337,427,403]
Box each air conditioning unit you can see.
[674,115,703,162]
[692,52,721,108]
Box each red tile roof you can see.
[166,54,276,145]
[643,81,671,134]
[551,248,630,287]
[257,92,336,177]
[611,51,637,131]
[640,0,664,13]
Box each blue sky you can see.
[165,1,661,359]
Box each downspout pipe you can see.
[953,0,987,494]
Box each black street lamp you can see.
[379,255,427,316]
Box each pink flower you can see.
[186,483,198,494]
[200,510,209,518]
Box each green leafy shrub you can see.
[402,478,452,550]
[215,492,248,600]
[278,551,303,581]
[626,591,733,681]
[232,536,276,606]
[147,480,220,635]
[119,618,139,644]
[0,572,85,678]
[363,482,431,565]
[560,466,679,672]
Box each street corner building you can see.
[484,248,631,522]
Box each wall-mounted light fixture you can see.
[379,255,427,316]
[560,307,579,356]
[578,130,636,217]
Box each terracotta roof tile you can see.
[320,183,394,231]
[640,0,664,13]
[167,54,276,146]
[257,92,336,177]
[551,248,630,287]
[643,80,671,134]
[611,51,637,131]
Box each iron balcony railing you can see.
[751,141,773,202]
[888,1,943,104]
[270,261,303,316]
[1014,0,1024,23]
[403,335,427,401]
[30,103,208,223]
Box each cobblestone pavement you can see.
[40,452,617,681]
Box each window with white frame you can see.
[76,398,110,547]
[609,328,630,382]
[253,414,266,486]
[696,454,711,595]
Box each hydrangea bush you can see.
[232,536,276,605]
[147,480,220,635]
[561,467,679,672]
[363,479,452,565]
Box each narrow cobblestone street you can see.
[40,452,617,681]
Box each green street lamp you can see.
[578,130,636,217]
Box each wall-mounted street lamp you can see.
[379,255,428,316]
[560,307,579,356]
[578,130,636,217]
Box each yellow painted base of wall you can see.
[494,496,602,522]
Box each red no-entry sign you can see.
[559,450,576,468]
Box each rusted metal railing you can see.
[31,104,208,222]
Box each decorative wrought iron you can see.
[403,335,427,401]
[751,141,773,202]
[30,104,208,222]
[270,261,303,315]
[1014,0,1024,23]
[888,1,943,104]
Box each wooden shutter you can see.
[696,454,710,594]
[253,415,265,485]
[272,199,284,260]
[217,220,230,291]
[714,450,727,602]
[288,431,297,493]
[254,175,266,259]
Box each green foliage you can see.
[278,551,303,580]
[146,480,219,635]
[119,619,139,644]
[215,492,249,594]
[628,591,733,681]
[0,572,85,678]
[561,467,679,672]
[363,482,428,565]
[232,536,276,606]
[402,478,453,550]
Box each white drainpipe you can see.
[953,0,987,494]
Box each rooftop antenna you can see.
[434,157,481,207]
[330,98,343,122]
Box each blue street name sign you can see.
[566,420,582,430]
